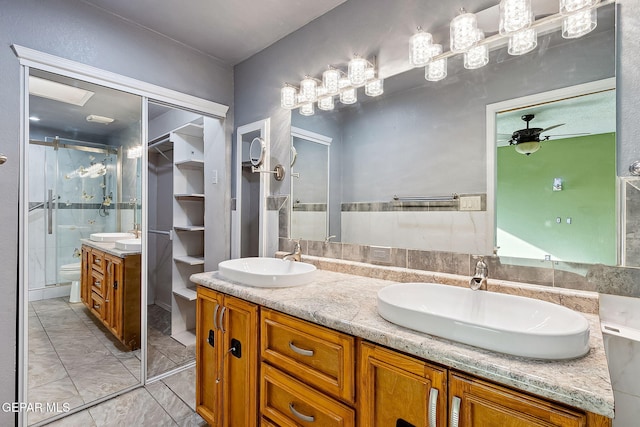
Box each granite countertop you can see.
[191,267,614,418]
[80,238,141,257]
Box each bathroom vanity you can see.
[191,259,614,427]
[81,241,141,350]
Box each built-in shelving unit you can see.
[170,122,206,347]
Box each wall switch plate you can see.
[369,246,392,264]
[459,196,481,211]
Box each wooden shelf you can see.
[173,287,197,301]
[174,255,205,265]
[175,159,204,169]
[174,225,205,232]
[172,329,196,347]
[175,193,204,201]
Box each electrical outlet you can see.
[459,196,481,211]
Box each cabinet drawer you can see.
[90,270,105,297]
[261,309,355,404]
[89,249,105,273]
[260,417,279,427]
[261,363,355,427]
[90,292,106,320]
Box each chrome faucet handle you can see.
[324,235,337,244]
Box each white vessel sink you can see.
[90,232,136,242]
[218,257,316,288]
[377,283,590,360]
[114,238,141,251]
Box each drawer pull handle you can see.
[289,403,314,423]
[450,396,461,427]
[219,306,227,333]
[94,304,101,309]
[289,341,314,357]
[213,304,220,330]
[428,388,438,427]
[94,281,101,286]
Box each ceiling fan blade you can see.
[540,123,565,133]
[545,132,590,137]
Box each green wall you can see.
[497,133,616,264]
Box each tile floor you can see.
[28,298,201,426]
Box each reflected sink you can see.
[115,238,141,251]
[377,283,590,360]
[90,232,136,242]
[218,257,316,288]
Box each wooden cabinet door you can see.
[105,255,124,339]
[196,287,224,426]
[80,246,90,304]
[358,342,447,427]
[448,371,588,427]
[220,295,259,427]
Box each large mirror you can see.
[290,127,331,241]
[290,3,619,265]
[26,70,143,425]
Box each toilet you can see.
[59,263,81,303]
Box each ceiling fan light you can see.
[515,140,541,155]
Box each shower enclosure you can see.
[28,137,119,301]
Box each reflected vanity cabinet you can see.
[80,245,141,350]
[196,286,259,427]
[195,288,612,427]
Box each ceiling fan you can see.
[508,114,565,155]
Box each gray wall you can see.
[0,0,232,424]
[234,0,627,251]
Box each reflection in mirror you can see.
[289,4,615,266]
[290,127,331,241]
[27,69,142,424]
[495,84,616,265]
[147,102,207,378]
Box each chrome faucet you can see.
[283,240,302,262]
[128,198,141,238]
[469,258,488,291]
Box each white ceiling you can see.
[81,0,348,65]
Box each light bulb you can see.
[409,29,434,67]
[322,68,340,95]
[280,85,297,109]
[340,87,357,104]
[300,76,318,103]
[560,0,600,14]
[299,102,314,116]
[464,30,488,69]
[450,10,478,53]
[318,95,335,111]
[499,0,533,35]
[562,8,597,38]
[365,79,384,97]
[348,56,368,87]
[508,28,537,55]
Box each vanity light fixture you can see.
[499,0,533,35]
[464,30,489,69]
[280,55,382,116]
[409,0,609,82]
[450,9,479,53]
